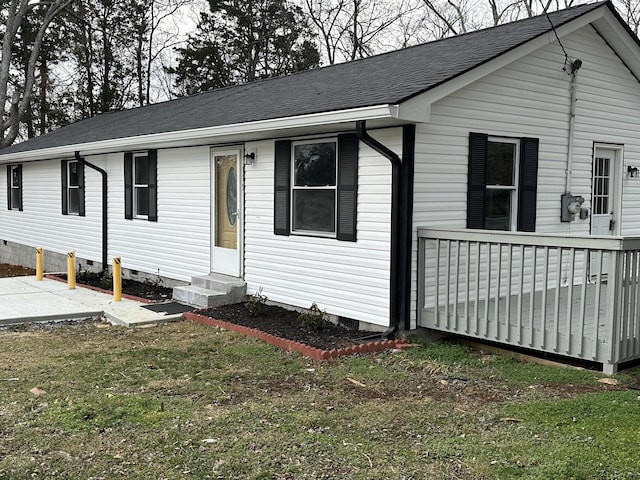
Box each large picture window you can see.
[6,164,22,211]
[292,140,337,234]
[61,159,85,216]
[124,150,157,221]
[467,132,538,232]
[274,134,358,241]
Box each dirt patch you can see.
[0,263,35,278]
[195,302,384,351]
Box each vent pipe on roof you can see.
[356,121,414,338]
[75,152,108,272]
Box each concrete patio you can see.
[0,276,184,327]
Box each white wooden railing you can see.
[417,228,640,373]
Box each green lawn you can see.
[0,321,638,479]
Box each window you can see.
[134,154,150,218]
[61,159,85,216]
[274,134,358,241]
[292,140,337,234]
[124,150,157,221]
[485,139,518,230]
[6,165,22,211]
[467,133,538,232]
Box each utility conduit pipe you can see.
[565,60,582,193]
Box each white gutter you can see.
[0,104,400,163]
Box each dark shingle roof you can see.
[0,1,609,155]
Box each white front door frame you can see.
[210,147,244,277]
[589,143,623,276]
[591,143,623,236]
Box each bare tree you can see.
[303,0,422,64]
[0,0,75,147]
[616,0,640,34]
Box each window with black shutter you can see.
[467,132,538,232]
[124,150,157,221]
[274,133,358,241]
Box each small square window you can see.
[291,140,337,235]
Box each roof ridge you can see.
[103,0,608,114]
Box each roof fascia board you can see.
[414,6,608,107]
[0,104,397,163]
[395,102,431,122]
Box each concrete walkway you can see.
[0,276,184,327]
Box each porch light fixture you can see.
[628,165,639,178]
[244,152,256,166]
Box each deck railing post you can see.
[417,236,426,328]
[605,249,623,369]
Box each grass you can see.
[0,321,639,479]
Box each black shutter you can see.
[61,160,68,215]
[274,140,291,236]
[467,132,488,229]
[337,133,358,242]
[148,149,158,222]
[6,165,10,210]
[517,137,539,232]
[16,165,22,211]
[124,152,133,219]
[77,160,85,217]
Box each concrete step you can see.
[172,274,246,308]
[191,273,246,293]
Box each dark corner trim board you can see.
[355,121,415,338]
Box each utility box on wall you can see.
[561,193,586,222]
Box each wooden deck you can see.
[417,228,640,373]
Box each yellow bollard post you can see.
[113,257,122,302]
[35,247,43,281]
[67,251,75,289]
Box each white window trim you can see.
[133,153,149,220]
[290,138,338,237]
[67,160,80,216]
[486,136,520,232]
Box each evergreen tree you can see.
[169,0,321,95]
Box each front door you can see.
[211,148,241,276]
[590,147,620,276]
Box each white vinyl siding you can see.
[109,147,211,280]
[244,128,397,327]
[0,160,101,261]
[0,147,211,281]
[410,25,640,328]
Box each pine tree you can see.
[169,0,321,95]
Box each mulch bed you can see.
[186,302,408,360]
[52,271,173,302]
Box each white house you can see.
[2,1,640,371]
